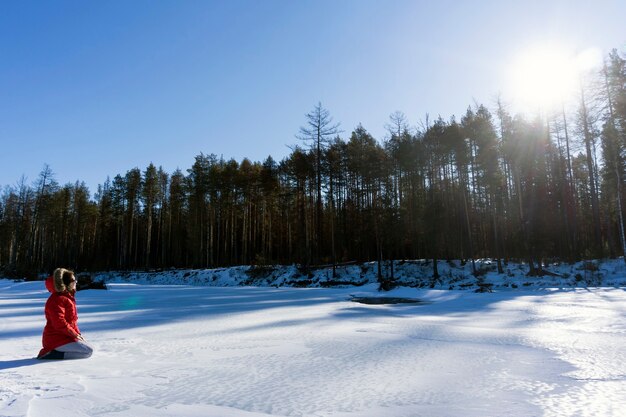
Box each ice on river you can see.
[1,281,625,416]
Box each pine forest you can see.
[1,50,625,278]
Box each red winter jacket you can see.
[38,276,81,357]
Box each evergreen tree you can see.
[142,163,159,269]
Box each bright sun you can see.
[507,43,602,112]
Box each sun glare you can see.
[507,43,602,113]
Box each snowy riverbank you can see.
[86,258,626,290]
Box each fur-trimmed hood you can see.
[47,268,73,293]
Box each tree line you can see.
[1,50,625,278]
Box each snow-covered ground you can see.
[1,271,625,416]
[89,258,626,290]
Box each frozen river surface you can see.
[1,281,625,417]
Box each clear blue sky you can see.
[1,0,624,195]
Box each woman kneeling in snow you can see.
[38,268,93,360]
